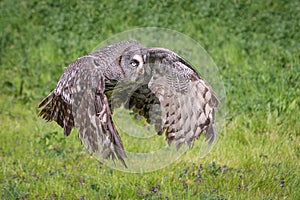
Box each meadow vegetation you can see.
[0,0,299,199]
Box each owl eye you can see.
[130,59,140,67]
[130,55,144,67]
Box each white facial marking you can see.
[132,55,144,68]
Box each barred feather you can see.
[146,48,219,148]
[39,93,74,136]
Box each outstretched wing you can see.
[145,48,219,148]
[38,56,126,165]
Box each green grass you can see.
[1,0,299,199]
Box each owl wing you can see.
[38,56,126,166]
[145,48,219,149]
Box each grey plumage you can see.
[38,40,218,166]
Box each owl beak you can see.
[138,67,144,75]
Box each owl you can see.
[39,40,218,167]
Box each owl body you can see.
[39,41,218,166]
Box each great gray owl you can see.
[39,40,218,166]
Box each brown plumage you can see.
[38,40,218,167]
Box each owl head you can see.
[119,45,150,83]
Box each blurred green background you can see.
[0,0,299,199]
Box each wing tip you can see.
[205,123,217,145]
[38,92,54,108]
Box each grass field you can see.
[1,0,299,199]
